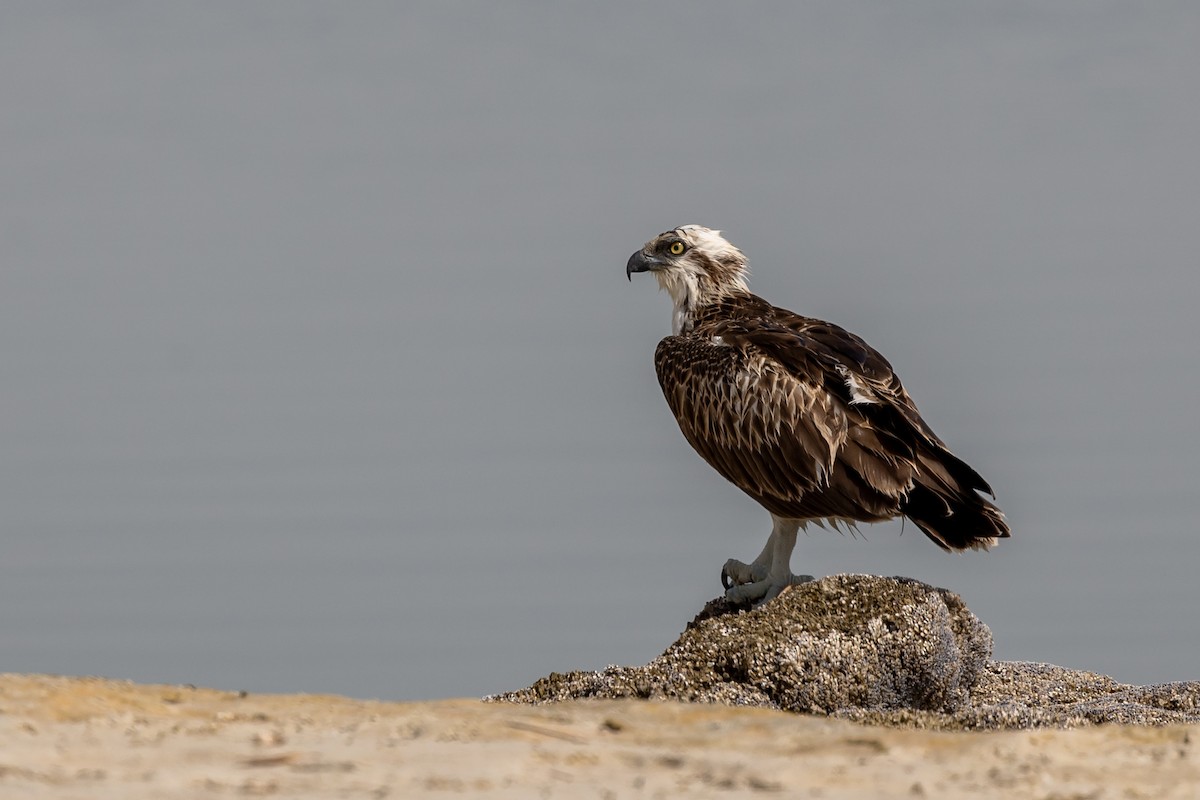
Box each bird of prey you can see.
[626,225,1009,604]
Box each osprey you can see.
[626,225,1009,604]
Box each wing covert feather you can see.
[655,334,906,520]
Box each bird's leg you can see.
[721,516,813,604]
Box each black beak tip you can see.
[626,250,652,281]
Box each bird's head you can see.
[628,225,748,331]
[626,226,750,320]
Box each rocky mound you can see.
[491,574,1200,730]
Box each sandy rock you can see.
[495,574,1200,730]
[495,574,991,714]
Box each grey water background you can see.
[3,3,1198,701]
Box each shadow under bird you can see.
[626,225,1009,604]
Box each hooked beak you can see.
[626,249,664,282]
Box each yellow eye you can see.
[669,241,686,255]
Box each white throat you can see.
[656,268,701,335]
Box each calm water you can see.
[3,4,1199,700]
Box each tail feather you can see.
[901,449,1010,551]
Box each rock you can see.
[491,574,1200,730]
[493,574,991,715]
[840,662,1200,729]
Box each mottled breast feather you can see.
[653,293,1009,550]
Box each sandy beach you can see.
[1,672,1197,798]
